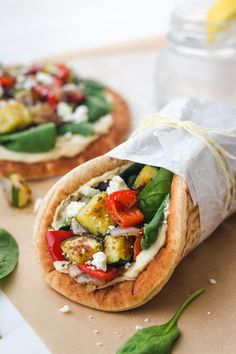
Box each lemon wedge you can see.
[207,0,236,42]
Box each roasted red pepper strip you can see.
[0,76,15,88]
[46,230,73,261]
[79,264,119,281]
[133,229,144,261]
[106,190,144,227]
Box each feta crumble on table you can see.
[66,201,86,217]
[209,278,216,285]
[91,251,107,272]
[106,175,128,194]
[59,304,70,313]
[135,325,143,330]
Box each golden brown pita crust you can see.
[0,89,130,180]
[34,156,200,312]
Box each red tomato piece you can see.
[79,264,119,281]
[46,230,73,261]
[106,190,144,227]
[0,76,15,88]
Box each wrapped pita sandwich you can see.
[34,98,236,311]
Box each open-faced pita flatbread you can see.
[34,156,200,311]
[0,62,130,179]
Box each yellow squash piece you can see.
[207,0,236,42]
[76,192,114,236]
[61,236,102,264]
[133,165,158,189]
[2,173,31,208]
[0,102,32,134]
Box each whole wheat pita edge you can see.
[34,98,236,311]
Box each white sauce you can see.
[0,114,113,162]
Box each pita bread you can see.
[34,156,200,312]
[0,89,130,180]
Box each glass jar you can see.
[155,1,236,109]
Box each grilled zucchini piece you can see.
[104,235,133,266]
[2,173,31,208]
[61,236,102,264]
[0,102,32,134]
[133,165,158,189]
[76,192,114,236]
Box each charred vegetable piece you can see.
[120,163,144,188]
[104,235,133,266]
[61,236,102,264]
[133,165,158,189]
[76,192,114,236]
[0,102,32,134]
[2,173,31,208]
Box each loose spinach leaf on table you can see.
[139,168,173,222]
[58,122,95,137]
[116,288,205,354]
[86,93,113,122]
[0,228,19,279]
[0,123,57,153]
[141,194,170,250]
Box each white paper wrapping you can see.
[108,97,236,242]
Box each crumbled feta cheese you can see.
[72,105,88,123]
[57,102,73,122]
[80,185,98,198]
[207,311,212,315]
[88,314,94,319]
[16,76,36,90]
[94,329,99,334]
[209,278,216,285]
[66,201,86,218]
[94,114,113,134]
[91,252,107,272]
[135,325,143,330]
[36,71,54,84]
[59,304,70,313]
[34,198,42,214]
[144,318,150,323]
[96,342,103,347]
[54,261,70,273]
[106,175,128,194]
[124,262,131,270]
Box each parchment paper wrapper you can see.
[108,97,236,242]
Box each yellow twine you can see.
[132,114,236,210]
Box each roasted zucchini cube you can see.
[0,102,32,134]
[2,173,31,208]
[133,165,158,189]
[104,235,133,266]
[61,236,102,264]
[76,192,114,236]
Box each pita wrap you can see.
[34,155,200,312]
[0,89,130,180]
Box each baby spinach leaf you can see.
[0,123,57,153]
[116,288,205,354]
[0,228,19,279]
[58,122,95,137]
[82,79,105,94]
[86,94,113,122]
[139,168,173,222]
[141,194,170,250]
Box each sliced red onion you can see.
[75,273,104,286]
[110,227,140,237]
[71,218,89,235]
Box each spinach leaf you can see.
[120,163,144,187]
[86,94,113,122]
[82,79,105,94]
[0,228,19,279]
[141,194,169,250]
[0,123,57,153]
[116,288,205,354]
[139,168,173,222]
[58,122,95,137]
